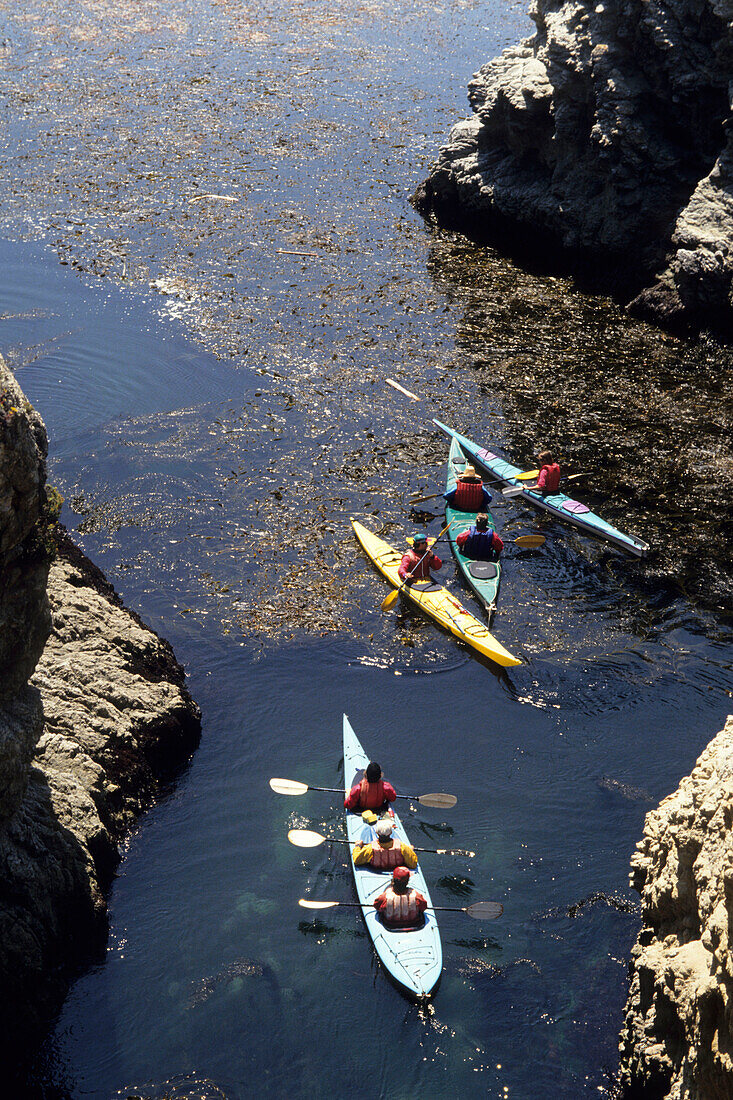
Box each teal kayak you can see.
[343,714,442,1000]
[445,436,501,616]
[434,419,650,558]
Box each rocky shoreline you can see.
[414,0,733,336]
[618,715,733,1098]
[0,357,200,1078]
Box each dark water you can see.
[0,0,731,1096]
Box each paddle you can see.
[502,472,590,499]
[407,534,545,549]
[288,828,475,858]
[299,898,504,920]
[269,777,457,809]
[381,521,454,612]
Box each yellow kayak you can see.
[352,521,521,668]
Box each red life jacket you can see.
[380,886,421,926]
[452,479,485,511]
[370,839,405,870]
[359,777,386,809]
[538,463,560,493]
[400,549,436,581]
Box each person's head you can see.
[376,819,394,842]
[412,532,428,552]
[460,464,478,481]
[365,761,382,784]
[475,512,489,532]
[537,450,554,466]
[392,866,410,893]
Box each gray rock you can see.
[0,360,201,1078]
[415,0,733,333]
[618,714,733,1097]
[0,357,51,700]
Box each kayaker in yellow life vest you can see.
[373,867,428,928]
[353,818,418,870]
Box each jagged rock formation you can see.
[618,715,733,1098]
[414,0,733,334]
[0,357,201,1074]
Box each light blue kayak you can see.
[434,420,650,558]
[343,714,442,1000]
[445,435,501,616]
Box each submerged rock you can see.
[618,714,733,1097]
[414,0,733,335]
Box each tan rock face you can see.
[618,715,733,1098]
[414,0,733,334]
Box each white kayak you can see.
[343,714,442,999]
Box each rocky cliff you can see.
[414,0,733,335]
[0,357,201,1075]
[618,714,733,1098]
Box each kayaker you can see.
[531,451,561,494]
[444,464,491,512]
[352,818,418,870]
[373,867,428,928]
[345,761,397,812]
[398,533,442,583]
[455,513,504,561]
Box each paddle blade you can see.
[502,485,526,498]
[381,589,400,612]
[418,792,458,808]
[465,901,504,920]
[513,535,546,548]
[438,848,476,858]
[299,899,340,910]
[270,778,309,796]
[288,829,324,848]
[515,469,539,481]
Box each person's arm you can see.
[456,531,469,549]
[429,552,442,569]
[401,843,418,869]
[443,487,456,504]
[373,893,387,912]
[344,784,361,810]
[398,553,414,581]
[353,843,373,866]
[415,891,428,914]
[536,467,548,491]
[492,533,504,554]
[382,781,397,804]
[481,487,491,507]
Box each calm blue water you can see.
[0,0,730,1096]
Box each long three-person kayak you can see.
[433,419,650,558]
[343,714,442,999]
[445,435,501,616]
[351,520,521,667]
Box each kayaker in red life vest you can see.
[352,818,418,870]
[345,761,397,812]
[443,464,492,512]
[532,451,561,494]
[397,533,442,583]
[373,867,428,929]
[455,513,504,561]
